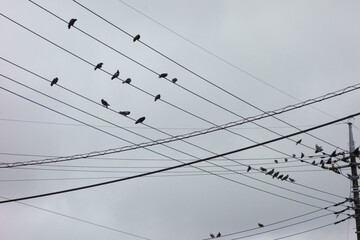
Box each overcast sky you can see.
[1,0,360,239]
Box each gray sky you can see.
[0,0,360,239]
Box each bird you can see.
[101,99,109,108]
[292,154,296,158]
[172,78,177,83]
[94,62,103,71]
[111,70,119,80]
[216,232,221,238]
[247,166,251,172]
[258,223,264,228]
[277,174,283,179]
[154,94,161,101]
[210,233,215,238]
[312,160,316,165]
[119,111,130,116]
[296,139,302,145]
[315,144,323,153]
[282,175,289,181]
[300,152,304,158]
[330,149,337,157]
[159,73,168,78]
[284,158,288,162]
[274,159,278,164]
[133,34,140,42]
[68,18,77,29]
[266,169,274,175]
[50,77,58,86]
[273,172,279,179]
[135,116,145,124]
[260,167,267,172]
[123,78,131,84]
[289,178,295,183]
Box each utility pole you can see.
[348,122,360,239]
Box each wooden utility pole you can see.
[348,122,360,239]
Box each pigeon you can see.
[326,158,332,164]
[123,78,131,84]
[154,94,161,101]
[315,144,323,153]
[300,152,304,158]
[260,167,267,172]
[274,159,278,164]
[216,232,221,238]
[133,34,140,42]
[101,99,109,108]
[210,233,215,238]
[266,169,274,175]
[68,18,77,29]
[119,111,130,116]
[330,149,337,157]
[277,174,283,179]
[258,223,264,228]
[289,178,295,183]
[247,166,251,172]
[284,158,288,162]
[111,70,119,80]
[273,172,279,179]
[50,77,58,86]
[296,139,302,145]
[282,175,289,181]
[172,78,177,83]
[94,62,103,71]
[135,116,145,124]
[159,73,168,78]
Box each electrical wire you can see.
[0,111,357,204]
[71,0,344,152]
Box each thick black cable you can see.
[72,0,343,151]
[0,111,358,204]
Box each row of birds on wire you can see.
[50,18,181,125]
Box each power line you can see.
[71,0,343,152]
[0,111,357,204]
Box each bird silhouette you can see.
[315,144,323,153]
[216,232,221,238]
[258,223,264,228]
[274,159,278,164]
[266,169,274,175]
[296,139,302,145]
[111,70,119,80]
[282,175,289,181]
[94,62,103,71]
[330,149,337,157]
[300,152,304,158]
[277,174,283,179]
[119,111,130,116]
[289,178,295,183]
[311,160,316,165]
[154,94,161,101]
[135,116,145,124]
[247,166,251,172]
[260,167,267,172]
[159,73,168,78]
[292,154,296,158]
[101,99,109,108]
[133,34,140,42]
[50,77,58,86]
[172,78,177,83]
[123,78,131,84]
[273,172,279,178]
[210,233,215,238]
[68,18,77,29]
[284,158,288,162]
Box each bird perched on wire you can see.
[68,18,77,29]
[119,111,130,116]
[300,152,305,158]
[260,167,267,172]
[133,34,140,42]
[123,78,131,84]
[159,73,168,78]
[135,116,145,124]
[282,175,289,181]
[154,94,161,102]
[101,99,109,108]
[216,232,221,238]
[172,78,177,83]
[94,62,103,71]
[274,159,278,164]
[266,169,274,175]
[111,70,119,80]
[296,139,302,145]
[50,77,58,86]
[247,166,251,172]
[273,172,279,178]
[210,233,215,238]
[258,223,264,228]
